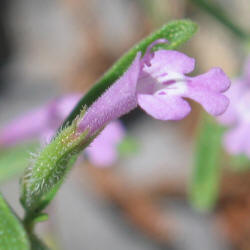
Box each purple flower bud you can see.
[0,94,81,146]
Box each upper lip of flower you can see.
[136,41,230,120]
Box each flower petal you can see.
[184,68,231,116]
[137,93,191,120]
[86,144,117,167]
[85,121,125,167]
[145,50,195,75]
[184,88,229,116]
[189,67,230,92]
[218,80,244,125]
[55,94,82,119]
[224,123,250,155]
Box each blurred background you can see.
[0,0,250,249]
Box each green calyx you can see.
[20,110,90,215]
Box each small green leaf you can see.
[189,114,224,211]
[61,19,198,129]
[32,213,48,224]
[0,143,37,183]
[0,193,30,250]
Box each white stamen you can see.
[155,71,187,96]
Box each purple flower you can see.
[79,40,230,134]
[0,41,230,165]
[136,40,230,120]
[0,94,125,166]
[0,94,81,146]
[218,58,250,156]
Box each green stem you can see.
[189,0,249,40]
[23,212,35,234]
[189,114,224,211]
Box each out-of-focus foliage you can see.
[190,114,224,211]
[0,143,37,183]
[190,0,249,40]
[230,154,250,171]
